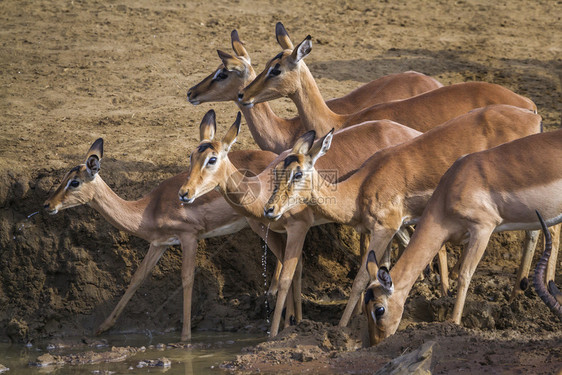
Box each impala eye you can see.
[207,157,217,165]
[216,71,228,80]
[269,63,281,77]
[293,171,303,180]
[69,180,80,188]
[375,306,385,318]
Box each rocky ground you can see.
[0,0,560,373]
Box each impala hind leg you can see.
[180,235,198,341]
[437,245,449,296]
[545,223,560,285]
[96,243,167,335]
[509,230,539,302]
[451,226,494,324]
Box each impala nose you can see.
[264,206,275,218]
[43,204,50,211]
[179,191,193,203]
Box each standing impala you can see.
[187,25,442,154]
[43,137,281,341]
[238,32,537,136]
[264,104,543,330]
[178,111,423,337]
[362,129,562,345]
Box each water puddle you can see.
[0,332,265,374]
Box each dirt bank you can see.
[0,0,560,373]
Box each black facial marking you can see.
[274,52,284,60]
[197,142,216,153]
[283,154,299,168]
[364,288,374,305]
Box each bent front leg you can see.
[96,243,167,335]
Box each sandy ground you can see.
[0,0,561,373]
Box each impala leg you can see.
[96,243,167,335]
[269,225,308,337]
[451,226,494,324]
[246,219,287,296]
[437,245,449,296]
[353,233,370,317]
[545,223,560,284]
[509,230,539,302]
[180,235,198,342]
[293,256,303,323]
[284,282,295,328]
[394,227,410,259]
[269,260,283,296]
[339,226,396,328]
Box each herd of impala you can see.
[43,23,561,346]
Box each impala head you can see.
[187,30,254,105]
[43,138,103,215]
[178,109,240,203]
[238,26,312,107]
[363,251,403,346]
[264,129,333,220]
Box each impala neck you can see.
[88,176,147,236]
[219,158,271,219]
[289,64,344,134]
[310,170,362,226]
[236,101,297,154]
[390,211,450,302]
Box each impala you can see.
[43,136,281,341]
[239,32,537,136]
[187,24,442,154]
[264,104,543,330]
[362,129,562,345]
[534,212,562,318]
[178,110,423,336]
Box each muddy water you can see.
[0,332,264,374]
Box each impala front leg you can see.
[246,219,287,296]
[339,225,396,327]
[180,235,198,341]
[96,243,167,335]
[269,224,308,337]
[451,225,494,324]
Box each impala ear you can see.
[290,35,312,64]
[85,138,103,177]
[199,110,217,142]
[377,266,394,294]
[231,30,250,61]
[308,128,333,165]
[291,130,316,155]
[222,112,241,152]
[217,50,245,72]
[275,22,294,50]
